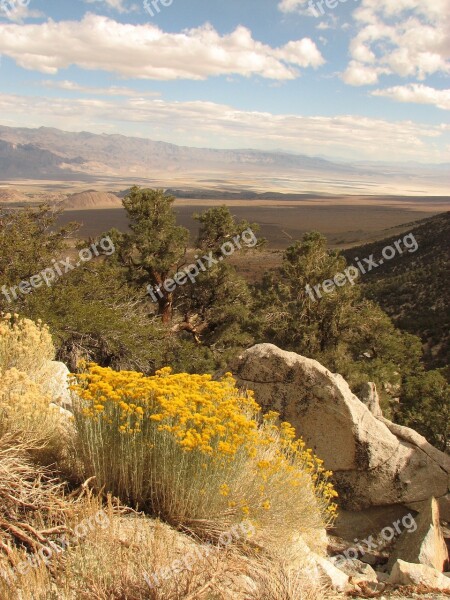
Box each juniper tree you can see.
[122,187,189,324]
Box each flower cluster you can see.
[72,364,338,532]
[72,365,260,453]
[0,368,50,420]
[257,411,338,518]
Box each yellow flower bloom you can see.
[219,483,230,497]
[71,362,338,528]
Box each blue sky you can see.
[0,0,449,162]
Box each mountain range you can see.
[0,125,448,195]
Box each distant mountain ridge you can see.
[0,188,30,203]
[0,124,357,173]
[0,124,448,194]
[0,138,86,178]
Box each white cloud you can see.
[0,91,448,163]
[342,60,389,85]
[0,1,43,23]
[278,0,351,18]
[40,80,161,97]
[278,0,313,16]
[84,0,130,13]
[343,0,450,85]
[0,14,324,80]
[279,0,303,11]
[372,84,450,110]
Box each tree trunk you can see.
[158,293,173,324]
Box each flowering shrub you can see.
[0,314,63,456]
[72,364,337,550]
[0,313,55,383]
[0,368,52,426]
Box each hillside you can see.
[343,212,450,369]
[63,190,122,210]
[0,139,86,179]
[0,188,29,203]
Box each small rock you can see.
[314,554,351,592]
[359,382,383,418]
[359,553,379,566]
[330,557,378,583]
[388,559,450,591]
[41,361,73,411]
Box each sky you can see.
[0,0,449,163]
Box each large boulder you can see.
[443,524,450,557]
[387,498,449,572]
[226,344,450,532]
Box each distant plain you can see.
[57,196,449,250]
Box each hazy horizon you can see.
[0,0,449,166]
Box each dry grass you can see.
[0,432,67,546]
[0,432,70,598]
[1,486,334,600]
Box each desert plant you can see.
[0,204,78,314]
[0,313,55,383]
[0,368,68,465]
[121,187,190,323]
[0,314,66,463]
[71,364,337,553]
